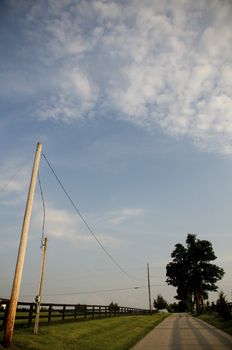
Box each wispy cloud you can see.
[32,203,124,248]
[104,208,144,226]
[0,157,31,205]
[38,68,99,121]
[0,153,136,247]
[4,0,232,154]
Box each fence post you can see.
[74,305,78,321]
[2,302,10,331]
[99,306,101,319]
[48,305,52,323]
[28,303,34,327]
[92,306,95,319]
[62,306,66,321]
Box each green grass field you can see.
[0,314,168,350]
[197,312,232,336]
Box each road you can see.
[131,313,232,350]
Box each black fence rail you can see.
[0,299,150,330]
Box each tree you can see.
[108,302,119,313]
[168,302,179,313]
[153,294,168,310]
[166,234,224,314]
[216,291,231,320]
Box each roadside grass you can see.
[197,312,232,336]
[0,314,168,350]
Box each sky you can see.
[0,0,232,309]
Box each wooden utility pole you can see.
[34,237,48,334]
[3,142,42,348]
[147,263,152,315]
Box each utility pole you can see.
[3,142,42,348]
[147,263,152,315]
[34,237,48,334]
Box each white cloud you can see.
[32,203,124,248]
[103,208,144,226]
[4,0,232,154]
[93,1,121,19]
[0,157,31,205]
[38,68,99,121]
[70,71,93,100]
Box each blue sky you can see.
[0,0,232,308]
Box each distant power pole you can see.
[34,237,48,335]
[147,263,152,314]
[3,142,42,348]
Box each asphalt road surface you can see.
[131,313,232,350]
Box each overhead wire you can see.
[20,284,166,298]
[38,170,46,248]
[42,152,143,281]
[43,284,166,296]
[0,155,31,194]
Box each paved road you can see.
[131,313,232,350]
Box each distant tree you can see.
[216,291,231,320]
[205,300,210,312]
[211,301,216,312]
[166,234,224,314]
[153,294,168,310]
[76,304,87,312]
[108,302,119,313]
[168,302,179,313]
[178,300,189,312]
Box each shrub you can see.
[108,302,119,312]
[216,292,231,320]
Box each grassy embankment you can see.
[197,312,232,336]
[0,314,168,350]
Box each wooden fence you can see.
[0,299,150,330]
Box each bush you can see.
[76,304,87,312]
[178,300,189,312]
[216,292,231,320]
[108,302,119,312]
[153,294,168,310]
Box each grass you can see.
[197,312,232,336]
[0,314,168,350]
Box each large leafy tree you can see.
[153,294,168,310]
[166,234,224,314]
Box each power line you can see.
[19,284,166,298]
[38,171,46,248]
[0,155,31,194]
[44,284,166,296]
[42,153,143,281]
